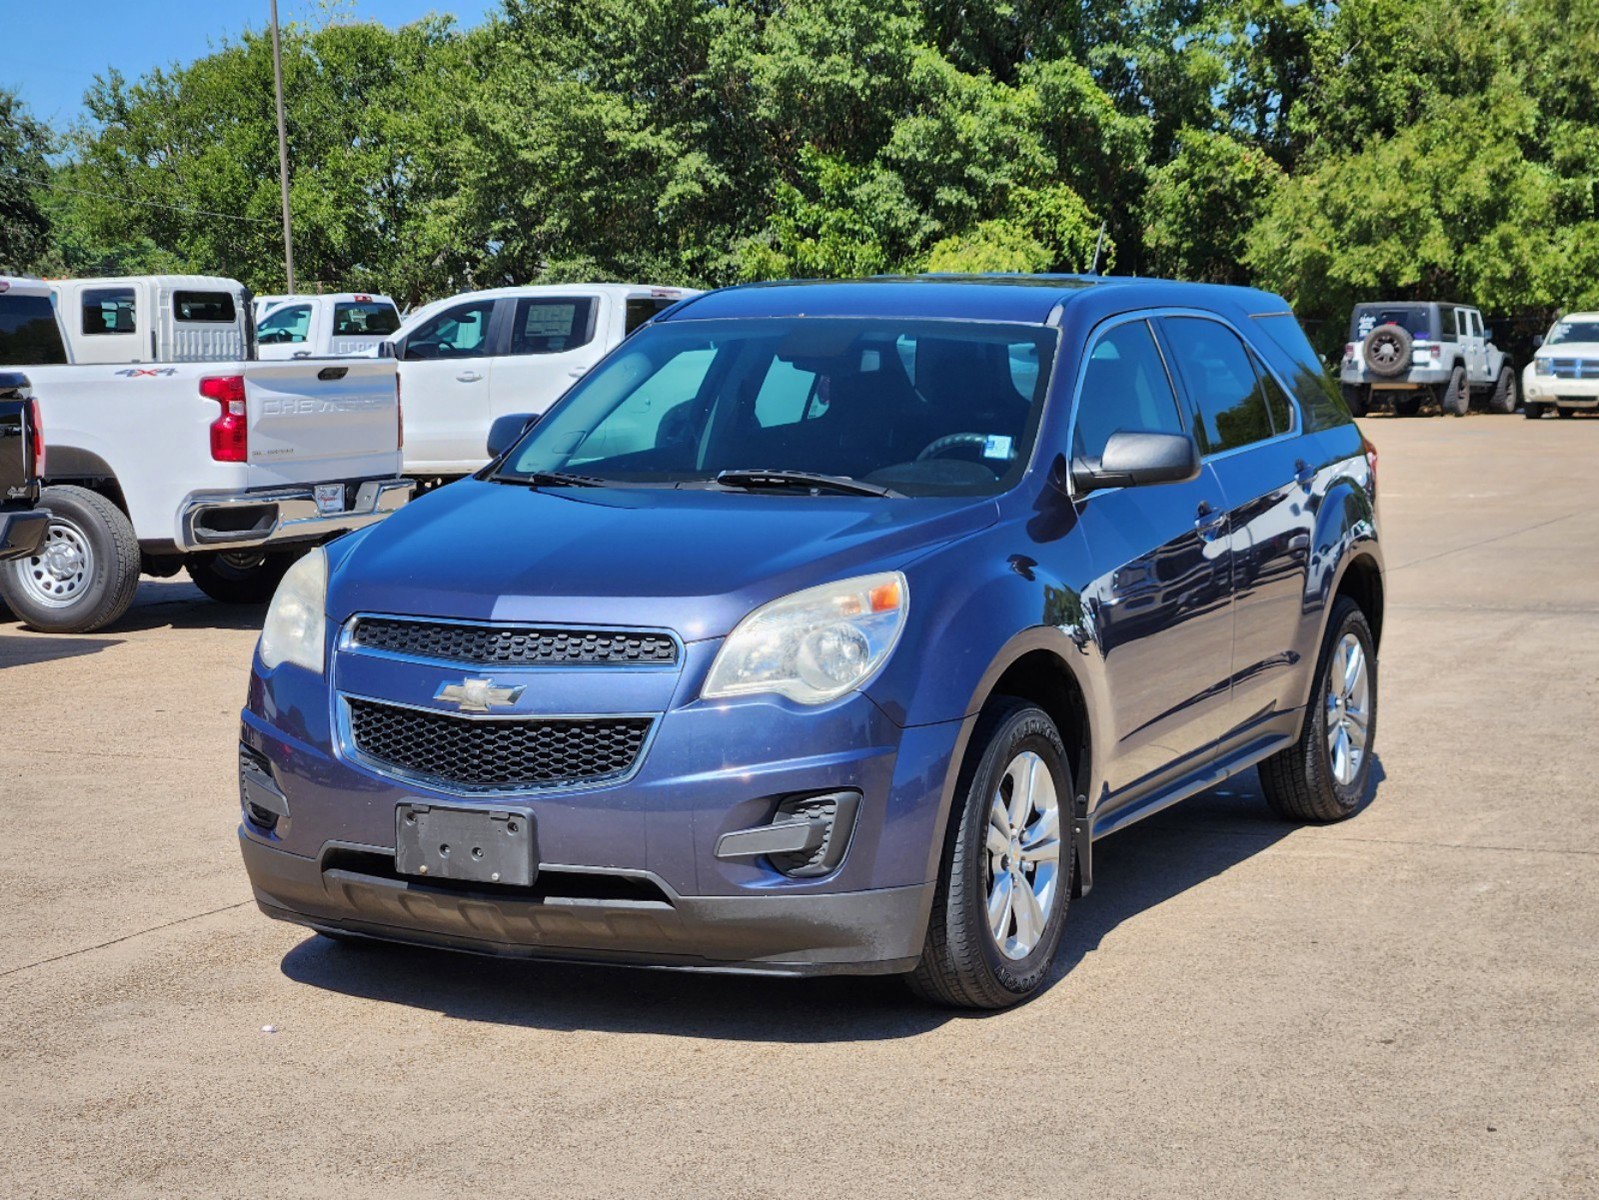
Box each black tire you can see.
[1441,365,1470,417]
[1259,596,1377,823]
[1488,365,1518,414]
[908,697,1073,1009]
[1557,406,1576,419]
[1341,384,1369,418]
[1393,394,1422,418]
[1362,326,1412,377]
[0,485,140,633]
[1524,402,1546,420]
[186,549,297,604]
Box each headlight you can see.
[258,548,328,673]
[1535,359,1554,376]
[703,572,908,705]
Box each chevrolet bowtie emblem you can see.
[434,678,525,713]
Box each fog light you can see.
[714,790,862,878]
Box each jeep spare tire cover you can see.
[1363,324,1413,377]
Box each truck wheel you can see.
[1340,385,1369,418]
[0,485,141,633]
[187,549,296,604]
[1393,395,1421,418]
[1488,366,1518,414]
[1259,597,1377,823]
[908,697,1073,1009]
[1441,366,1470,417]
[1557,407,1576,418]
[1524,402,1546,420]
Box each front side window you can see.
[509,297,594,355]
[495,317,1056,497]
[257,304,311,345]
[403,300,495,360]
[82,288,136,335]
[173,291,237,322]
[1160,316,1275,454]
[333,301,400,337]
[1071,319,1185,462]
[0,294,68,366]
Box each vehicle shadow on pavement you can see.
[280,760,1384,1036]
[0,630,124,667]
[113,578,267,634]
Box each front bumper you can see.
[0,508,48,562]
[1524,374,1599,406]
[178,478,413,552]
[241,832,930,975]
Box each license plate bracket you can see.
[314,483,346,516]
[395,804,536,887]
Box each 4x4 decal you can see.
[114,367,179,378]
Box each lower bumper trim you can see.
[178,478,412,552]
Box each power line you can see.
[38,182,279,225]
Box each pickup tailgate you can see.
[242,358,401,485]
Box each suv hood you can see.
[328,478,998,640]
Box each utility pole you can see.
[270,0,296,293]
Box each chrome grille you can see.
[346,698,651,791]
[349,617,678,667]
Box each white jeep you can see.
[1339,301,1517,417]
[1522,313,1599,419]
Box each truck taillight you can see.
[29,397,44,478]
[1362,433,1379,494]
[395,374,404,450]
[200,374,248,462]
[1343,342,1356,360]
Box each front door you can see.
[487,295,608,422]
[1068,315,1237,799]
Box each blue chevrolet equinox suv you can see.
[238,276,1383,1009]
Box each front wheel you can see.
[908,698,1073,1009]
[1524,402,1546,420]
[186,549,297,604]
[1259,597,1377,823]
[0,485,141,633]
[1488,366,1518,414]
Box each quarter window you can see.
[403,300,495,360]
[509,298,595,355]
[82,288,136,335]
[173,291,237,322]
[1072,319,1185,462]
[1159,317,1275,454]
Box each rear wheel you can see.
[186,549,297,604]
[908,698,1073,1009]
[0,485,141,633]
[1488,366,1518,414]
[1259,597,1377,823]
[1524,402,1546,420]
[1441,366,1470,417]
[1557,406,1577,419]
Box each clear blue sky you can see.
[3,0,494,129]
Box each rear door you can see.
[1457,308,1486,379]
[395,296,498,469]
[1156,314,1311,749]
[1068,315,1237,802]
[242,358,400,486]
[486,294,606,420]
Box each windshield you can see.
[1351,306,1434,340]
[1545,320,1599,347]
[493,317,1056,497]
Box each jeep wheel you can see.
[1488,366,1518,414]
[187,549,297,605]
[0,485,141,633]
[1341,384,1369,418]
[909,697,1072,1009]
[1441,366,1470,417]
[1524,402,1546,420]
[1259,597,1377,823]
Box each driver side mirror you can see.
[486,412,539,459]
[1070,431,1201,496]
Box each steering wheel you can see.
[916,432,994,463]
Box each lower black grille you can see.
[346,698,651,790]
[350,617,678,667]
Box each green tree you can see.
[1143,129,1282,284]
[0,89,54,273]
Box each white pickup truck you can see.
[255,293,402,360]
[0,275,411,633]
[392,282,696,478]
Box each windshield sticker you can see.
[983,434,1014,460]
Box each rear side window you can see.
[0,294,68,366]
[403,299,495,359]
[1159,317,1275,454]
[1072,319,1185,462]
[82,288,136,335]
[174,291,237,323]
[624,297,678,336]
[258,304,311,345]
[1251,313,1351,432]
[333,301,400,337]
[510,298,595,355]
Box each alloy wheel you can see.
[984,750,1063,960]
[1324,633,1370,786]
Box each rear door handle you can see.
[1195,502,1227,539]
[1294,458,1315,487]
[456,370,483,383]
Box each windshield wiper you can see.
[714,469,903,498]
[498,470,606,489]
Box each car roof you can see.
[0,276,52,298]
[660,275,1291,326]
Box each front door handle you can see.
[1195,501,1227,539]
[456,370,484,383]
